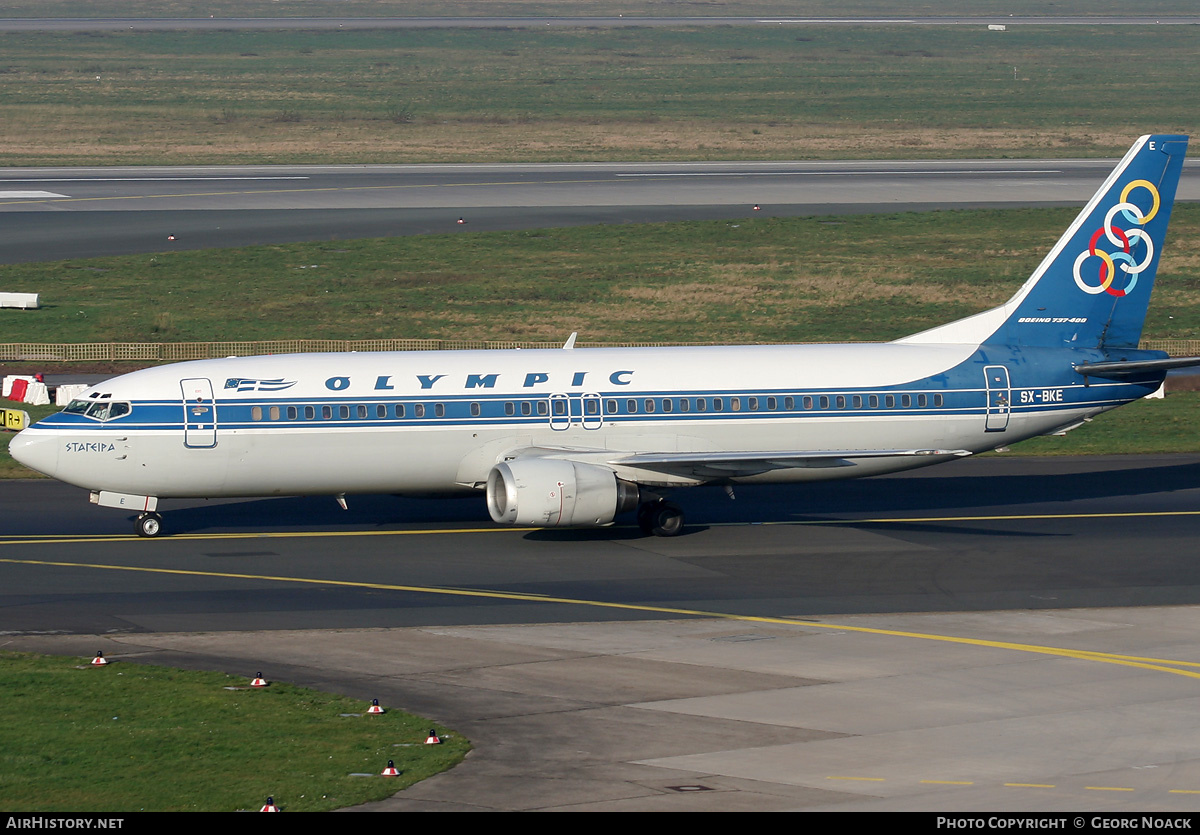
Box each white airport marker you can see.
[0,190,68,198]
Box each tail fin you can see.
[899,134,1188,349]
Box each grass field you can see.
[10,0,1200,19]
[1,205,1198,346]
[0,22,1195,164]
[3,203,1200,474]
[0,650,468,812]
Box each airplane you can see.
[10,133,1195,539]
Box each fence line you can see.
[1,338,1197,362]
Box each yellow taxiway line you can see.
[5,514,1200,680]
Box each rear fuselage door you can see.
[984,365,1011,432]
[181,377,217,448]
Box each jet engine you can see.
[486,457,639,527]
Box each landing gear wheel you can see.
[136,512,163,538]
[637,501,684,537]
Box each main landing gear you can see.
[636,500,685,537]
[136,512,164,538]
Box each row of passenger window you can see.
[251,403,450,421]
[606,393,943,414]
[246,392,945,422]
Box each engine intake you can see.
[487,458,639,527]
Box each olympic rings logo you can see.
[1072,179,1160,297]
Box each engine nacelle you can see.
[486,458,639,527]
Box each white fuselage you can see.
[12,341,1137,501]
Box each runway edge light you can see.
[90,651,108,666]
[250,672,268,687]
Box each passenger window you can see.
[251,406,263,421]
[917,394,928,408]
[901,395,912,408]
[357,405,368,419]
[645,399,655,413]
[537,401,548,416]
[554,399,568,416]
[505,402,516,416]
[415,404,426,418]
[767,397,777,410]
[819,396,830,409]
[434,403,445,418]
[868,395,878,408]
[730,397,741,412]
[394,404,405,418]
[304,405,315,420]
[470,403,480,417]
[322,405,333,420]
[585,399,599,415]
[376,405,386,419]
[627,399,637,414]
[680,399,690,412]
[934,394,944,407]
[748,397,758,411]
[339,405,350,419]
[852,395,863,409]
[803,396,813,410]
[713,398,724,411]
[287,406,298,420]
[662,399,673,413]
[521,402,532,416]
[696,398,707,412]
[606,399,617,414]
[886,395,895,408]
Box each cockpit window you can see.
[65,399,131,421]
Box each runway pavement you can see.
[7,455,1200,810]
[1,158,1198,264]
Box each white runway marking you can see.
[1,177,308,183]
[0,190,68,198]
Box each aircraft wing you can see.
[605,448,971,480]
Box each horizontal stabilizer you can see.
[1074,356,1200,379]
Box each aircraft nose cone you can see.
[9,429,58,477]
